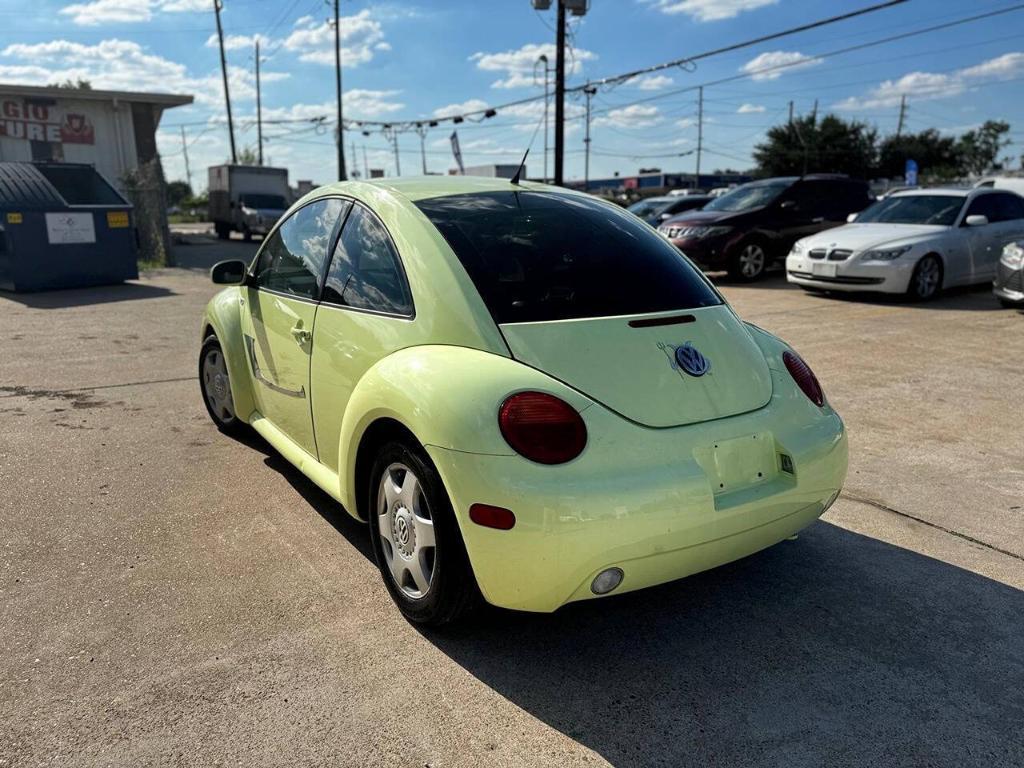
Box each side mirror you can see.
[965,214,989,227]
[210,259,248,285]
[846,213,858,223]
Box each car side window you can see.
[993,193,1024,222]
[322,203,412,315]
[253,198,347,299]
[965,194,1000,223]
[787,182,831,218]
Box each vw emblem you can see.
[675,342,710,377]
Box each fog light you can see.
[591,567,624,595]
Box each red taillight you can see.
[469,503,516,530]
[783,350,825,407]
[498,391,587,465]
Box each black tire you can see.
[999,298,1022,309]
[198,335,246,436]
[727,239,769,282]
[242,225,253,243]
[907,254,943,301]
[367,439,478,626]
[214,222,230,240]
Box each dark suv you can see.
[658,175,872,281]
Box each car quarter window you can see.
[253,198,348,300]
[322,203,413,315]
[965,194,1001,222]
[993,193,1024,221]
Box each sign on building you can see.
[0,100,95,146]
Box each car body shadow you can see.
[0,281,175,309]
[421,522,1024,767]
[796,282,1003,311]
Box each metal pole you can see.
[583,85,596,189]
[695,86,703,190]
[334,0,347,180]
[255,39,263,165]
[213,0,236,163]
[896,94,906,137]
[350,140,357,178]
[788,100,794,125]
[537,55,549,183]
[554,0,566,186]
[362,145,368,179]
[180,126,192,190]
[416,125,428,175]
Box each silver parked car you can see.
[994,240,1024,308]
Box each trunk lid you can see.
[500,305,772,428]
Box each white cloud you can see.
[0,38,286,106]
[627,74,674,91]
[159,0,208,10]
[835,52,1024,110]
[593,104,662,129]
[676,117,697,128]
[737,103,766,113]
[282,9,387,67]
[433,99,490,119]
[470,42,596,89]
[258,91,404,122]
[740,50,822,81]
[58,0,213,25]
[648,0,777,22]
[59,0,152,25]
[204,33,274,52]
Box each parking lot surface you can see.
[2,244,1022,767]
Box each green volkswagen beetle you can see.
[199,176,847,625]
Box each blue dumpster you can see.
[0,162,137,292]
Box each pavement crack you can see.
[841,490,1024,562]
[0,376,197,399]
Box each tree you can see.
[234,147,259,166]
[956,120,1012,176]
[166,181,193,208]
[49,79,92,89]
[752,114,877,178]
[878,129,959,181]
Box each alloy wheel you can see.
[915,257,941,299]
[376,462,436,598]
[739,244,766,278]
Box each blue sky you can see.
[3,0,1023,189]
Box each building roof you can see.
[0,83,193,108]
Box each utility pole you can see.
[896,94,907,137]
[537,54,551,182]
[333,0,347,180]
[180,126,192,190]
[811,98,818,123]
[255,39,263,165]
[788,100,794,125]
[384,128,401,176]
[554,0,566,186]
[213,0,236,163]
[362,145,368,179]
[350,140,357,178]
[583,84,596,189]
[695,86,703,190]
[415,124,428,175]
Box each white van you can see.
[974,176,1024,196]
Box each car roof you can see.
[344,174,551,202]
[889,188,971,198]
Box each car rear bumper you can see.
[426,370,847,613]
[786,254,914,293]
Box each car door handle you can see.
[290,324,311,345]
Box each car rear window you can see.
[415,190,722,323]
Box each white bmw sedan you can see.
[786,188,1024,300]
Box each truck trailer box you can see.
[207,164,290,241]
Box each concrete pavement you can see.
[1,265,1021,767]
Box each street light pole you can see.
[536,54,550,182]
[255,39,263,166]
[583,84,596,189]
[333,0,347,181]
[554,0,566,186]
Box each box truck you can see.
[208,164,290,241]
